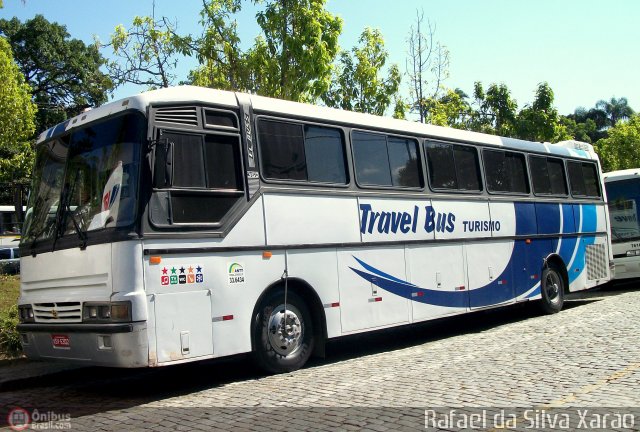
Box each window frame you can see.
[482,148,531,196]
[424,139,484,195]
[350,128,424,191]
[150,127,246,228]
[528,155,569,198]
[256,115,350,188]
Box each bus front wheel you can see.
[252,291,314,374]
[539,264,565,314]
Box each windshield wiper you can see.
[54,174,88,251]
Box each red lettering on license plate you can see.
[52,334,70,348]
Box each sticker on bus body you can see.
[161,265,204,285]
[228,262,245,285]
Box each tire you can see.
[252,290,314,374]
[539,264,565,314]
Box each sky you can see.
[2,0,639,115]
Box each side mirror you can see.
[153,138,173,189]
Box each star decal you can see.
[162,267,168,275]
[188,266,194,274]
[196,265,202,273]
[179,266,185,274]
[171,267,177,275]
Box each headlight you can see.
[83,301,131,323]
[18,305,35,323]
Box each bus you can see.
[0,205,23,246]
[603,169,640,279]
[17,86,612,373]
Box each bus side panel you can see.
[338,247,410,334]
[286,249,342,338]
[263,194,360,245]
[406,243,468,321]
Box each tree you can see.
[103,14,193,89]
[421,88,471,128]
[0,15,112,133]
[515,82,570,142]
[596,115,640,172]
[188,0,247,91]
[246,0,342,101]
[596,97,635,128]
[322,28,401,115]
[0,36,36,204]
[405,10,449,123]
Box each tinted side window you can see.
[353,132,421,188]
[0,249,10,260]
[259,120,306,181]
[304,126,347,184]
[258,119,347,184]
[530,156,568,195]
[388,137,420,187]
[568,161,601,197]
[484,150,529,194]
[426,143,456,189]
[455,146,482,191]
[426,142,481,191]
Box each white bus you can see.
[17,87,612,373]
[603,169,640,279]
[0,205,23,245]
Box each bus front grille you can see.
[586,244,608,281]
[33,302,82,323]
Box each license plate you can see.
[51,334,70,349]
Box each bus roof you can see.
[603,168,640,182]
[38,85,597,160]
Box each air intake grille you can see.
[155,106,199,126]
[34,302,82,323]
[586,244,608,280]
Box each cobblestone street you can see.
[2,283,640,431]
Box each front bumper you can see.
[17,321,149,368]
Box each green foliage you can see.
[190,0,342,102]
[596,115,640,172]
[188,0,246,90]
[104,15,193,89]
[0,304,21,357]
[249,0,342,101]
[515,83,571,142]
[422,88,471,129]
[322,28,401,115]
[596,97,635,128]
[0,15,112,133]
[393,97,409,120]
[0,36,36,203]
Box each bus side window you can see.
[353,131,421,188]
[426,142,482,192]
[568,161,601,198]
[529,156,568,196]
[483,149,530,194]
[258,119,347,185]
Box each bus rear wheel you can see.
[539,264,565,314]
[252,291,314,374]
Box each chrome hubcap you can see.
[545,271,561,304]
[268,304,303,356]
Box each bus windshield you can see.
[21,113,146,249]
[606,178,640,242]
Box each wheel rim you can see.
[544,270,562,305]
[267,304,304,357]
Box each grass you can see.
[0,275,20,312]
[0,275,21,357]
